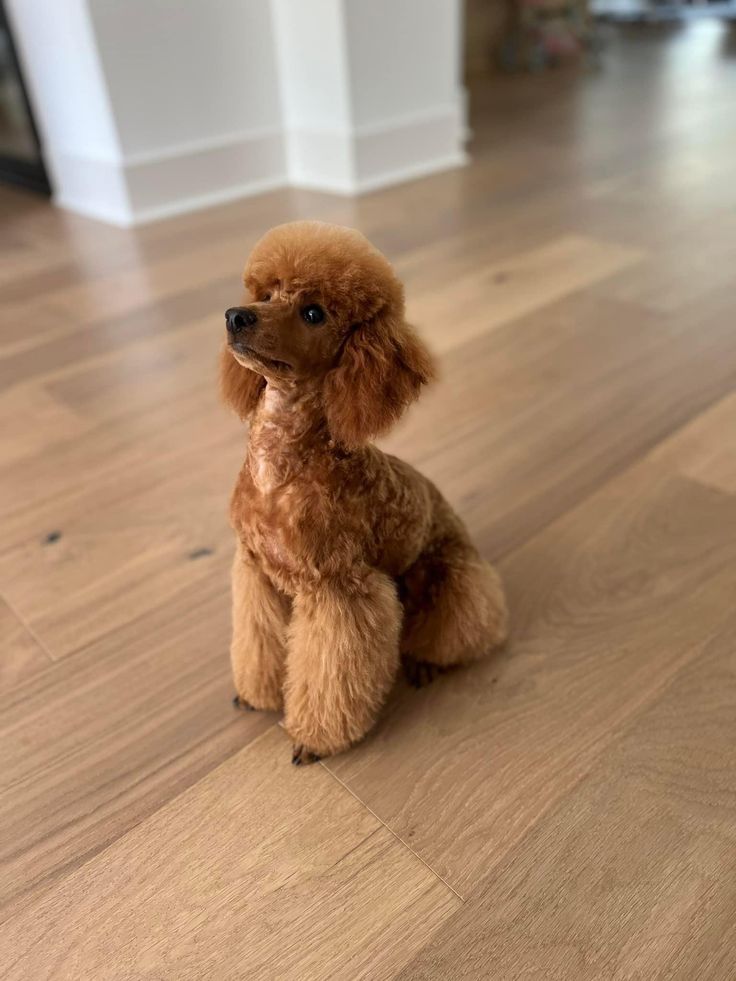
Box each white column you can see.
[8,0,467,224]
[272,0,467,194]
[85,0,286,223]
[7,0,287,225]
[6,0,130,223]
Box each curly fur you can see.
[222,221,508,760]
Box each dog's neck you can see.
[247,381,330,493]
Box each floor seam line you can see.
[1,590,56,666]
[496,380,736,564]
[450,629,725,906]
[320,763,466,903]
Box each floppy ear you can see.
[323,313,435,448]
[219,345,265,420]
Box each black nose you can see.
[225,307,258,334]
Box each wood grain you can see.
[0,438,237,658]
[328,463,736,894]
[0,382,91,466]
[0,727,459,981]
[649,390,736,495]
[0,572,271,918]
[407,233,644,354]
[0,595,51,692]
[592,211,736,315]
[396,612,736,981]
[382,286,736,558]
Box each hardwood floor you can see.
[2,20,736,980]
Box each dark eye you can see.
[301,304,325,325]
[262,292,271,302]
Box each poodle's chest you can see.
[247,520,298,585]
[232,476,319,587]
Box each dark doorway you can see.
[0,2,51,194]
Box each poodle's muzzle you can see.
[226,306,258,335]
[224,305,294,373]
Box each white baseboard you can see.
[356,151,468,195]
[283,128,355,195]
[54,104,467,225]
[288,104,467,196]
[125,175,287,226]
[292,152,468,197]
[124,129,287,224]
[354,105,467,192]
[55,128,287,227]
[53,152,133,226]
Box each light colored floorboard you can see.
[382,285,736,558]
[328,460,736,895]
[396,610,736,981]
[0,595,52,693]
[408,233,644,354]
[0,727,460,981]
[0,573,271,918]
[649,389,736,495]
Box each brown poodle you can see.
[221,221,508,764]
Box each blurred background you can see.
[2,0,735,221]
[3,3,736,975]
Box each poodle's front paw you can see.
[232,693,256,711]
[291,744,322,767]
[401,655,446,689]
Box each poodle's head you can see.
[220,221,435,448]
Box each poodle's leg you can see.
[230,542,290,711]
[399,523,508,681]
[284,570,401,762]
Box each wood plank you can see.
[396,614,736,981]
[407,233,644,354]
[0,382,91,467]
[593,226,736,317]
[382,284,736,558]
[327,465,736,895]
[0,571,271,919]
[0,273,233,390]
[1,233,252,329]
[0,727,460,981]
[0,322,231,538]
[0,319,246,658]
[0,450,237,659]
[0,297,73,354]
[8,259,732,664]
[0,596,51,693]
[649,389,736,495]
[7,280,736,660]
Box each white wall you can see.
[270,0,354,190]
[8,0,286,224]
[272,0,466,194]
[88,0,283,158]
[271,0,352,133]
[345,0,462,129]
[6,0,130,222]
[8,0,467,225]
[88,0,286,223]
[344,0,466,190]
[89,0,287,223]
